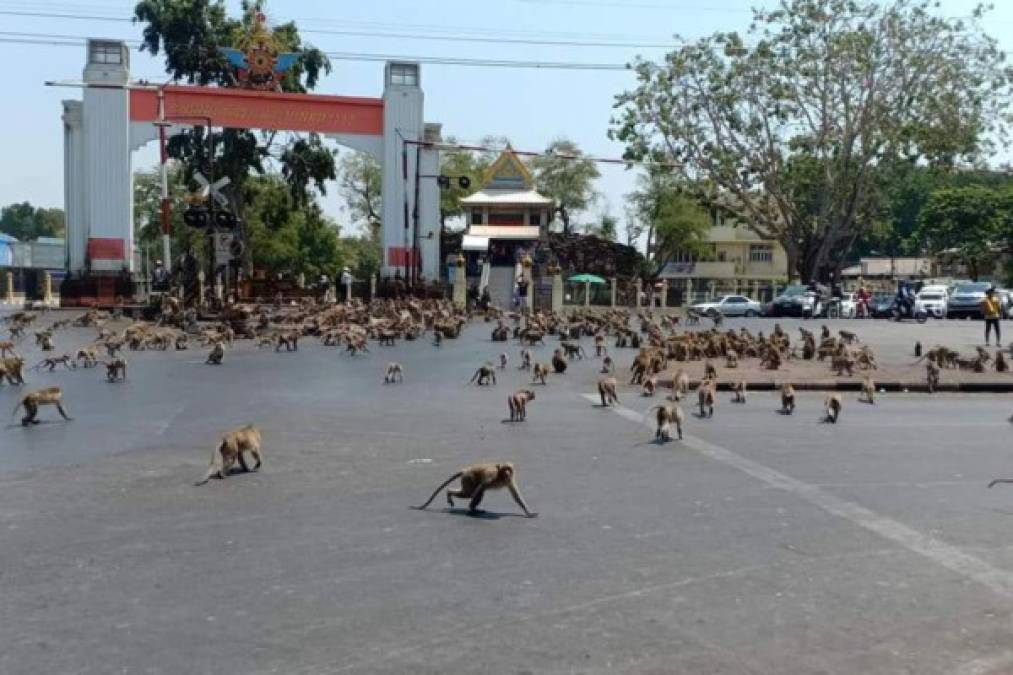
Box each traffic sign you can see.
[194,172,231,209]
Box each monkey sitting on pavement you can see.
[996,350,1009,373]
[275,332,299,352]
[499,353,509,369]
[914,341,922,358]
[551,349,568,374]
[12,387,72,426]
[532,363,549,385]
[601,355,615,374]
[0,341,16,358]
[470,362,497,385]
[642,374,657,397]
[780,384,796,414]
[0,356,26,385]
[508,390,535,421]
[598,377,620,407]
[175,334,189,350]
[926,362,940,393]
[195,424,262,486]
[384,362,404,384]
[731,380,747,404]
[704,360,718,380]
[206,342,225,365]
[412,462,537,517]
[103,358,127,382]
[824,394,843,423]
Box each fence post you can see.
[584,280,590,307]
[660,280,668,309]
[43,271,53,305]
[610,277,617,308]
[452,255,467,309]
[634,278,642,308]
[551,269,563,313]
[4,271,13,304]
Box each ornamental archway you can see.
[61,38,440,292]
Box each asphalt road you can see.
[2,312,1013,674]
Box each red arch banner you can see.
[130,85,384,135]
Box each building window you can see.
[470,211,483,225]
[89,40,122,65]
[529,212,541,226]
[389,63,418,86]
[489,212,524,226]
[750,244,773,263]
[671,250,696,263]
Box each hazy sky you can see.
[1,0,1010,236]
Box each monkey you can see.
[996,350,1009,373]
[432,330,443,347]
[561,341,585,360]
[384,362,404,384]
[256,335,275,349]
[518,349,532,370]
[824,393,842,423]
[206,341,225,365]
[33,354,76,372]
[1,356,26,385]
[508,389,535,421]
[671,368,690,398]
[642,374,657,397]
[275,332,299,352]
[75,347,97,368]
[12,386,72,426]
[377,329,398,347]
[820,324,830,340]
[725,350,738,369]
[926,361,940,394]
[9,325,25,341]
[732,380,747,404]
[470,362,497,385]
[103,358,127,382]
[838,330,859,345]
[650,403,684,441]
[194,424,262,486]
[499,352,509,369]
[861,376,876,404]
[551,349,568,374]
[914,341,922,358]
[175,334,189,350]
[704,359,718,380]
[40,334,55,352]
[412,462,536,517]
[601,355,615,374]
[0,341,16,358]
[780,383,796,415]
[532,363,550,385]
[697,379,715,418]
[597,376,620,407]
[831,353,855,377]
[594,334,607,357]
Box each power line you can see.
[0,33,633,70]
[0,9,674,48]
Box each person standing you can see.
[982,287,1002,346]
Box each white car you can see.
[689,295,764,318]
[915,290,948,318]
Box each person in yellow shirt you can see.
[982,287,1002,346]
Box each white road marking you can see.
[583,394,1013,599]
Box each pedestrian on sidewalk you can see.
[982,287,1002,346]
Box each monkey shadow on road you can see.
[412,506,526,520]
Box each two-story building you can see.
[658,224,789,304]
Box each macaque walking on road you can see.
[412,462,537,517]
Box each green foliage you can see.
[611,0,1010,281]
[914,185,1011,280]
[590,213,618,242]
[134,166,206,266]
[626,169,710,270]
[438,138,488,229]
[530,139,600,234]
[0,203,65,241]
[133,0,336,226]
[338,153,382,227]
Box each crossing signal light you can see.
[214,210,238,229]
[457,176,471,189]
[183,205,209,229]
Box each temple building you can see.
[459,147,554,267]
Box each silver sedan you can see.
[689,295,764,318]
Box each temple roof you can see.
[459,146,553,207]
[459,189,554,206]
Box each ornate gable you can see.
[482,146,533,190]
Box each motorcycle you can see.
[890,297,927,323]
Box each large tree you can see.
[530,139,600,235]
[134,0,336,262]
[610,0,1010,282]
[437,138,487,231]
[626,169,711,272]
[913,185,1009,281]
[0,203,64,241]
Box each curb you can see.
[658,378,1013,394]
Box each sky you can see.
[1,0,1011,238]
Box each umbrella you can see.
[568,273,606,284]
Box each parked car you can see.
[869,292,895,318]
[945,282,1007,319]
[915,289,948,319]
[689,295,764,318]
[768,285,817,317]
